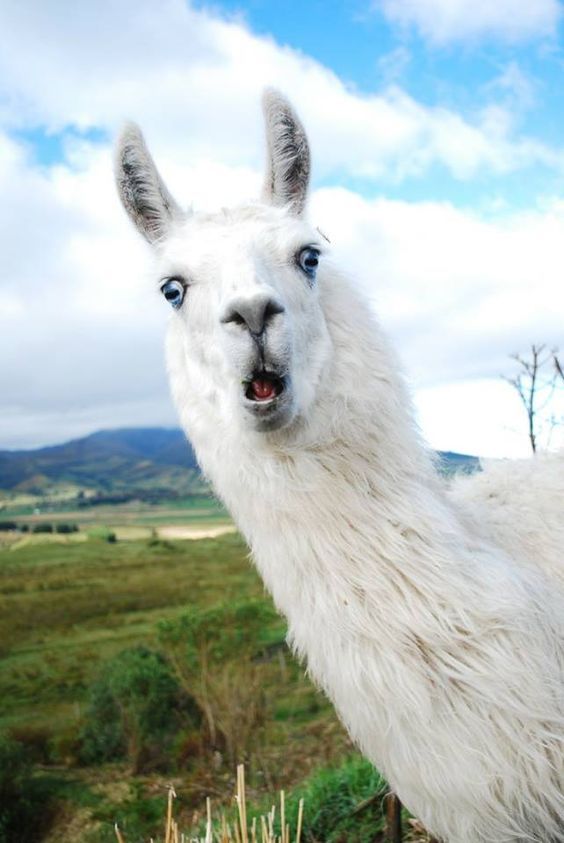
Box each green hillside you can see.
[0,428,203,499]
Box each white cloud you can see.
[415,377,564,458]
[0,0,562,185]
[377,0,562,45]
[311,187,564,456]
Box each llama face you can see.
[115,90,333,435]
[159,207,333,433]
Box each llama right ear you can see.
[115,123,182,244]
[261,89,311,216]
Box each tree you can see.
[504,344,563,453]
[158,600,280,763]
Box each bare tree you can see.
[554,351,564,386]
[504,344,562,453]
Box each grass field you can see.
[1,513,388,842]
[1,533,256,729]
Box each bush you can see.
[7,724,52,765]
[79,646,198,772]
[87,526,117,543]
[31,523,53,533]
[0,733,53,842]
[55,523,79,534]
[0,521,17,531]
[283,755,388,842]
[158,599,281,666]
[158,601,281,762]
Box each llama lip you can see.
[241,371,293,431]
[244,373,285,403]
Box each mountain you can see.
[0,428,480,497]
[0,428,200,496]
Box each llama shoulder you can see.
[448,452,564,586]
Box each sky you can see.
[1,0,563,457]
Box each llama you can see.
[115,90,564,842]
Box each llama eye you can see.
[160,278,186,309]
[297,247,320,280]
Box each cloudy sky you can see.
[1,0,563,457]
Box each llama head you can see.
[115,90,333,437]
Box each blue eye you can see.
[297,247,320,280]
[161,278,186,309]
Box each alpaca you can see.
[115,90,564,842]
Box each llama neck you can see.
[189,272,477,626]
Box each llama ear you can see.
[261,89,311,216]
[115,123,182,244]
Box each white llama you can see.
[115,90,564,842]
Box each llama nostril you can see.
[221,295,285,335]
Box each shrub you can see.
[80,646,198,772]
[31,523,53,533]
[283,755,388,842]
[87,526,117,543]
[7,724,52,764]
[0,521,17,531]
[0,733,53,842]
[55,523,79,534]
[158,599,281,668]
[158,601,281,762]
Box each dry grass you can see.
[114,766,304,843]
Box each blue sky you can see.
[195,0,564,206]
[12,0,564,206]
[0,0,563,456]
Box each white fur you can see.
[449,453,564,588]
[116,94,564,842]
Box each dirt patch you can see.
[157,524,236,541]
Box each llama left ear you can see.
[115,122,183,244]
[261,89,311,216]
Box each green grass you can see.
[0,533,260,730]
[0,531,344,766]
[0,526,395,842]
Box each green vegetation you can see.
[0,427,470,840]
[0,428,204,501]
[87,525,117,543]
[0,522,401,841]
[286,756,389,842]
[0,532,260,734]
[79,646,198,772]
[0,733,54,842]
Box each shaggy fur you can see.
[450,453,564,589]
[115,91,564,842]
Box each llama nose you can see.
[221,294,285,336]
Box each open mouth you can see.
[244,372,286,403]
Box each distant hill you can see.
[0,428,480,497]
[0,428,201,497]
